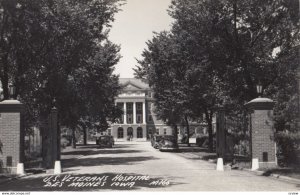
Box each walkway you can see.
[0,142,299,191]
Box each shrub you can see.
[181,135,188,143]
[60,137,69,149]
[196,135,216,150]
[196,136,208,147]
[61,135,72,146]
[274,131,300,166]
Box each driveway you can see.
[0,141,299,191]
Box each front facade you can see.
[110,78,208,141]
[110,78,172,141]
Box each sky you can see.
[109,0,173,78]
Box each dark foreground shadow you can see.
[262,168,300,180]
[62,156,158,168]
[176,145,218,161]
[62,149,145,156]
[0,173,185,191]
[74,144,132,149]
[177,145,210,153]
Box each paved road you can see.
[0,142,299,191]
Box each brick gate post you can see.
[0,100,25,174]
[245,97,276,170]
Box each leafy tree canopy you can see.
[0,0,124,137]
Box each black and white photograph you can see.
[0,0,299,193]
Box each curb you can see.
[176,151,300,184]
[204,156,300,184]
[238,167,300,184]
[203,155,300,184]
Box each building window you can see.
[137,114,142,124]
[163,128,167,135]
[127,114,133,124]
[118,127,124,138]
[126,103,133,124]
[127,102,133,111]
[137,127,143,138]
[136,103,142,110]
[116,103,124,124]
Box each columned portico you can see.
[119,101,145,125]
[112,78,211,142]
[112,78,153,141]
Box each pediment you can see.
[123,82,143,91]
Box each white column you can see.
[143,102,146,124]
[123,102,127,124]
[133,102,136,124]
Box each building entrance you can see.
[127,127,133,138]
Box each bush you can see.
[181,135,188,144]
[61,135,72,146]
[196,136,208,147]
[274,131,300,166]
[61,137,71,149]
[233,140,250,156]
[196,135,216,150]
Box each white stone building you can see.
[110,78,208,141]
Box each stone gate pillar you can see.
[0,100,25,174]
[245,97,276,170]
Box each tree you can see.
[168,0,300,144]
[70,40,122,147]
[136,0,299,152]
[135,31,199,146]
[0,0,124,147]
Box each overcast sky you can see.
[109,0,173,78]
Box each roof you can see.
[119,78,150,90]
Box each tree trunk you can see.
[205,110,214,152]
[207,118,213,152]
[83,126,87,145]
[0,76,9,100]
[173,124,178,144]
[185,115,190,147]
[72,127,76,148]
[0,55,9,100]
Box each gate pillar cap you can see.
[245,97,275,110]
[0,100,24,112]
[0,100,22,104]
